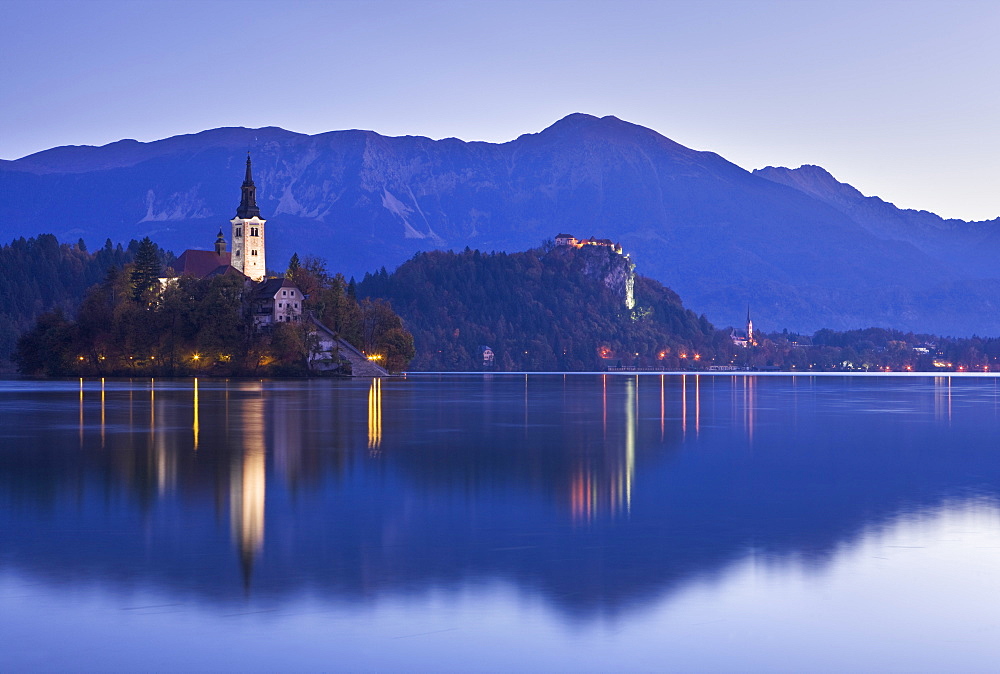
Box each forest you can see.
[357,245,1000,373]
[0,235,153,367]
[14,238,413,377]
[10,234,1000,375]
[357,246,726,371]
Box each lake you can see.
[2,374,1000,671]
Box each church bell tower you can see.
[231,154,266,281]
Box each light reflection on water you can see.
[2,374,1000,670]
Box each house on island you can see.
[252,278,303,326]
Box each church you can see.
[162,156,389,376]
[168,154,303,326]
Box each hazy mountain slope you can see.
[3,114,999,335]
[754,164,1000,278]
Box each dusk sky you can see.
[3,0,998,220]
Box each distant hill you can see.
[754,164,1000,279]
[357,245,724,371]
[4,114,1000,335]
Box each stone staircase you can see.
[335,337,390,377]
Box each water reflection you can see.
[231,392,266,585]
[368,377,382,450]
[192,377,199,450]
[4,374,1000,631]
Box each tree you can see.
[130,237,163,303]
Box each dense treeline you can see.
[15,240,413,377]
[11,234,1000,375]
[0,235,170,367]
[286,255,415,373]
[358,247,725,371]
[744,326,1000,372]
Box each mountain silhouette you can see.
[3,114,999,334]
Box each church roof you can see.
[174,249,234,279]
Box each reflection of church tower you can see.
[746,306,755,347]
[230,154,267,281]
[231,396,266,590]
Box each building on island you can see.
[155,154,388,376]
[172,230,242,279]
[252,278,303,326]
[231,154,267,281]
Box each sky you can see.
[2,0,998,220]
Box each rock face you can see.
[3,114,1000,335]
[548,244,635,310]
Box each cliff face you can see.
[547,244,635,309]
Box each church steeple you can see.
[746,305,754,346]
[214,229,226,256]
[236,153,261,219]
[230,152,267,281]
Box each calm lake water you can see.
[3,374,1000,671]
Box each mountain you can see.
[754,164,1000,279]
[3,114,1000,335]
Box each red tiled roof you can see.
[175,250,232,279]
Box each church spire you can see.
[236,153,261,219]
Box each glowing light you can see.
[192,354,201,361]
[368,378,382,449]
[693,354,701,361]
[193,378,199,450]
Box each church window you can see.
[250,227,259,237]
[282,290,286,296]
[235,250,240,257]
[236,227,242,237]
[294,303,299,308]
[251,249,257,256]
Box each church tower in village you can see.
[746,306,755,347]
[231,154,266,281]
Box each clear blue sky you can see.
[3,0,998,220]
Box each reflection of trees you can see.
[4,376,1000,618]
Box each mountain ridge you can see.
[2,113,999,335]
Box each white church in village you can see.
[167,154,303,327]
[163,155,388,376]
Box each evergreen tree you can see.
[130,237,163,303]
[286,252,301,278]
